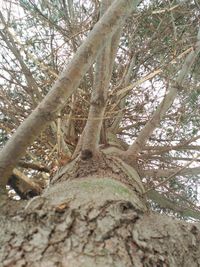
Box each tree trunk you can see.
[0,153,200,267]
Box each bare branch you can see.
[18,161,50,173]
[110,55,136,133]
[0,0,141,187]
[141,166,200,178]
[144,155,200,163]
[8,168,42,199]
[147,190,200,220]
[81,0,122,154]
[0,11,42,104]
[126,27,200,157]
[144,154,200,194]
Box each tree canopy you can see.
[0,0,200,220]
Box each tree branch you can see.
[126,27,200,157]
[8,168,42,199]
[18,161,50,173]
[110,55,137,133]
[81,0,122,155]
[144,154,200,194]
[141,166,200,178]
[0,11,42,104]
[147,190,200,220]
[0,0,141,187]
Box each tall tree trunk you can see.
[1,154,200,267]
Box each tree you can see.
[0,0,200,266]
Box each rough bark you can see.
[0,154,200,267]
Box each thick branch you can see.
[8,169,42,199]
[18,161,50,173]
[81,1,123,153]
[0,0,141,187]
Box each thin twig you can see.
[144,154,200,194]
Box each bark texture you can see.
[0,154,200,267]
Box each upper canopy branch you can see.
[81,1,123,155]
[125,27,200,158]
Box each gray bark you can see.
[0,154,200,267]
[0,0,141,187]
